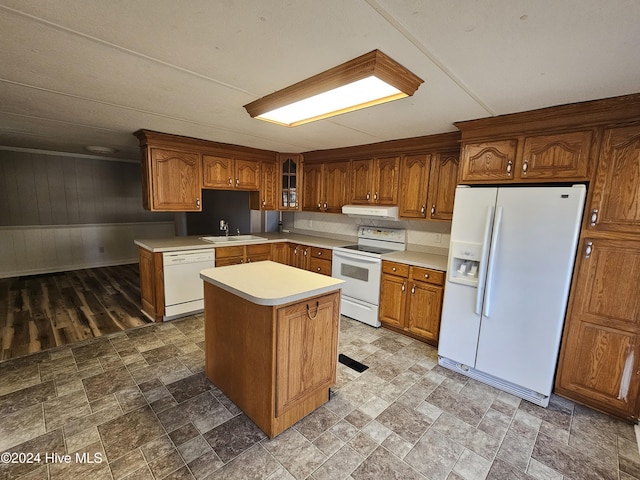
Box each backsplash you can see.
[283,211,451,254]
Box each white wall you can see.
[0,222,175,278]
[285,211,451,253]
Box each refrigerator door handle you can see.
[475,205,495,315]
[483,206,503,318]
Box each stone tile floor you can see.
[0,314,638,480]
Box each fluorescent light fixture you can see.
[243,50,423,127]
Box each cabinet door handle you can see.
[196,198,200,207]
[431,205,436,217]
[506,160,513,175]
[411,284,416,294]
[294,248,298,255]
[585,241,593,259]
[420,205,426,216]
[304,249,308,256]
[317,267,321,272]
[317,203,322,210]
[374,192,378,201]
[318,251,322,256]
[324,202,328,210]
[228,177,232,185]
[392,267,397,272]
[307,301,320,320]
[240,259,244,263]
[262,200,266,207]
[366,191,371,200]
[424,273,429,279]
[235,178,239,186]
[590,209,599,226]
[247,258,252,263]
[401,282,405,292]
[522,159,529,175]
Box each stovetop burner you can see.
[339,244,395,255]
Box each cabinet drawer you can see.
[310,247,332,260]
[215,256,244,267]
[246,243,271,256]
[382,261,410,277]
[246,254,270,263]
[215,245,245,259]
[309,257,332,276]
[410,266,444,286]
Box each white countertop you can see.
[136,232,449,271]
[134,232,352,253]
[200,261,345,306]
[382,250,449,271]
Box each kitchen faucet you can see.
[219,219,229,236]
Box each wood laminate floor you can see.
[0,264,151,361]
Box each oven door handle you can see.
[333,250,381,265]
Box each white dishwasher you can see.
[163,249,214,320]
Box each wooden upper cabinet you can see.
[202,154,234,189]
[427,150,460,221]
[250,160,278,210]
[587,125,640,235]
[399,154,431,218]
[235,159,260,190]
[145,147,202,211]
[350,159,374,204]
[459,132,593,184]
[459,140,517,182]
[279,154,302,210]
[556,237,640,420]
[323,161,350,213]
[302,163,323,212]
[399,150,459,221]
[304,161,350,213]
[519,131,592,180]
[202,155,259,190]
[375,156,400,205]
[350,156,400,205]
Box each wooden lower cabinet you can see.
[309,247,332,276]
[289,244,310,270]
[556,237,640,420]
[379,261,444,345]
[205,284,339,438]
[276,293,339,416]
[271,242,289,264]
[214,243,272,266]
[138,247,164,321]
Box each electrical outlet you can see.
[434,233,442,244]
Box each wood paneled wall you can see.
[0,150,173,225]
[0,149,175,277]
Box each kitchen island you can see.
[200,261,344,438]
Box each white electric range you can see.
[332,226,406,327]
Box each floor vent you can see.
[338,354,369,373]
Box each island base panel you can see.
[204,282,339,438]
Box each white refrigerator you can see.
[438,185,586,407]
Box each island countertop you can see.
[200,260,344,306]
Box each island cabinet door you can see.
[275,292,339,417]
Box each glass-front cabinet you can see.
[278,153,302,210]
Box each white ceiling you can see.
[1,0,639,160]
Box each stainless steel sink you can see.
[200,235,267,243]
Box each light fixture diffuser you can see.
[243,50,423,127]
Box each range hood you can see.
[341,204,399,220]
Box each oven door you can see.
[331,250,382,305]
